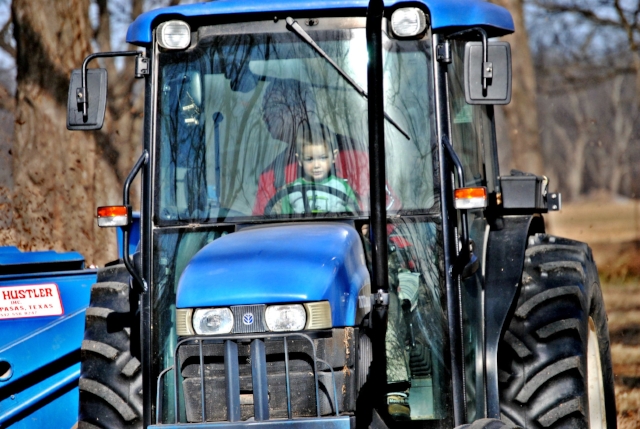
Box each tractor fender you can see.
[483,214,544,418]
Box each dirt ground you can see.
[546,198,640,427]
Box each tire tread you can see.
[79,266,142,429]
[79,378,138,422]
[498,234,598,428]
[536,398,585,428]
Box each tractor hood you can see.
[176,223,371,327]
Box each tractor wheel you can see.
[78,266,143,429]
[498,234,616,428]
[455,418,522,428]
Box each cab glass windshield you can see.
[155,18,436,224]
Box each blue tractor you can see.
[67,1,617,428]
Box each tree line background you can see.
[0,0,638,267]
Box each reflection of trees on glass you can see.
[159,55,209,221]
[156,24,438,223]
[153,229,222,422]
[391,220,446,361]
[383,38,436,209]
[448,40,494,188]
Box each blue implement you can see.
[0,247,97,429]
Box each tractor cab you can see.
[151,14,446,425]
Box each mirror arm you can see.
[447,27,491,90]
[79,50,145,118]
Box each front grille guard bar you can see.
[157,332,340,425]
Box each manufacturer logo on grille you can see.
[242,313,254,325]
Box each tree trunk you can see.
[11,0,117,265]
[0,84,14,243]
[553,126,587,201]
[490,0,544,175]
[608,75,635,196]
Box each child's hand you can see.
[397,270,420,311]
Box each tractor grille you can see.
[157,329,356,425]
[231,304,265,334]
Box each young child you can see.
[280,124,359,214]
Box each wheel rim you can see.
[587,317,607,428]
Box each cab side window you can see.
[447,40,496,188]
[447,40,499,422]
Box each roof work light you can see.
[390,8,428,38]
[157,20,191,50]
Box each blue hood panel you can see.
[176,223,371,327]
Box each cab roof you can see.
[126,0,514,46]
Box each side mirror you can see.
[67,68,107,130]
[464,41,511,105]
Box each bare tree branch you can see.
[0,15,15,58]
[533,0,623,28]
[95,0,113,57]
[532,0,640,115]
[538,63,637,94]
[614,0,638,51]
[131,0,143,25]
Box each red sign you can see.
[0,283,64,319]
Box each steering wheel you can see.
[263,183,360,216]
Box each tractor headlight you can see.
[157,20,191,50]
[390,8,428,38]
[265,304,306,332]
[192,308,233,335]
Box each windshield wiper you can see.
[285,17,410,141]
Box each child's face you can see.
[299,143,335,181]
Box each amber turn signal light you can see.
[97,205,131,227]
[454,187,487,210]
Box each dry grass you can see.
[603,286,640,427]
[546,197,640,246]
[617,408,640,429]
[546,198,640,281]
[602,292,640,313]
[610,344,640,371]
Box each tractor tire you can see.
[498,234,616,429]
[455,418,522,428]
[78,266,143,429]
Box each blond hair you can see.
[295,123,336,155]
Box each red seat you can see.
[253,149,400,215]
